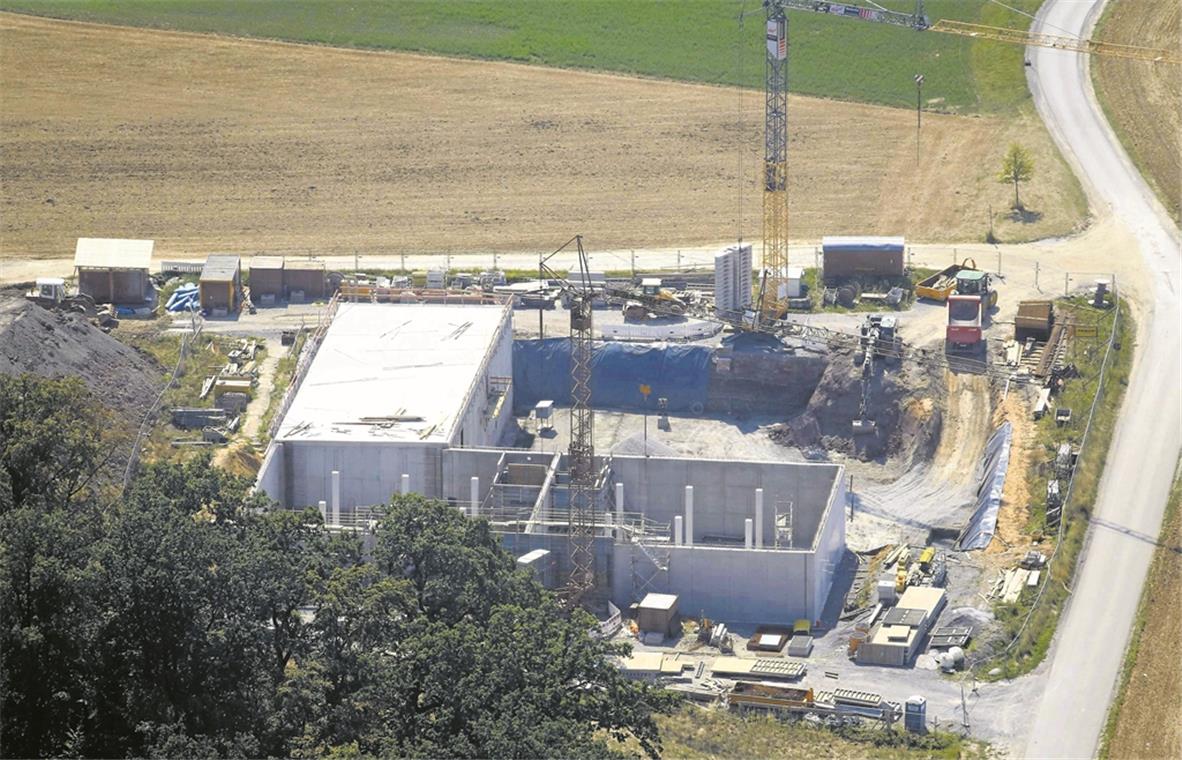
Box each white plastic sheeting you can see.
[957,421,1012,550]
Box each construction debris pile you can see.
[172,338,261,446]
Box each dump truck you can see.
[916,258,991,302]
[946,294,985,353]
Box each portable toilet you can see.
[904,695,927,734]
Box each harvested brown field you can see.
[1103,469,1182,759]
[1093,0,1182,223]
[1,13,1085,260]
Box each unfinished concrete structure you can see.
[256,299,847,625]
[257,300,515,508]
[73,238,153,304]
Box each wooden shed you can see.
[283,259,327,301]
[248,256,285,303]
[199,255,242,312]
[74,238,153,304]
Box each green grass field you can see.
[1,0,1043,113]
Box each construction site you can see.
[2,0,1176,753]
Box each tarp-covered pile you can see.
[513,338,711,413]
[957,421,1013,550]
[166,282,199,312]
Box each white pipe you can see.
[674,515,684,546]
[745,518,754,549]
[684,485,694,547]
[755,488,764,549]
[400,473,410,495]
[318,500,327,524]
[470,476,480,517]
[331,470,341,527]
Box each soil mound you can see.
[0,295,164,468]
[770,346,942,464]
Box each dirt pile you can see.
[770,346,943,463]
[0,295,164,466]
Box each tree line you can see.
[0,374,674,758]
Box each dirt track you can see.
[1,12,1085,260]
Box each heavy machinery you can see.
[944,269,996,355]
[25,277,67,307]
[621,278,688,321]
[945,294,985,354]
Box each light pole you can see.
[914,73,924,166]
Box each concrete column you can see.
[755,488,764,549]
[615,481,624,526]
[745,518,754,549]
[331,470,341,527]
[318,500,327,524]
[605,512,616,541]
[470,476,480,517]
[400,473,410,495]
[674,515,684,546]
[684,485,694,547]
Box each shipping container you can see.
[822,236,905,281]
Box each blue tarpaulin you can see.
[513,338,711,413]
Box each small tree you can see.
[999,143,1035,209]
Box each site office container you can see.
[821,237,905,282]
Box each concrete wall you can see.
[811,475,847,620]
[257,442,285,505]
[610,456,840,549]
[279,439,445,508]
[449,306,515,450]
[613,543,813,624]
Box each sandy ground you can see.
[1092,0,1182,222]
[0,12,1086,262]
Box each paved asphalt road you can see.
[1024,0,1182,757]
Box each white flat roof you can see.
[74,238,153,269]
[639,592,678,611]
[276,302,507,444]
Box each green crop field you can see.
[2,0,1043,113]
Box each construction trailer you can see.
[248,256,285,303]
[821,236,905,282]
[199,255,242,313]
[284,259,327,301]
[856,585,946,667]
[73,238,153,304]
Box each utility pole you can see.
[493,251,498,272]
[631,250,636,278]
[915,74,924,166]
[677,249,682,272]
[1035,260,1040,290]
[988,203,995,241]
[400,253,406,273]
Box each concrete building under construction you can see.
[256,299,847,624]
